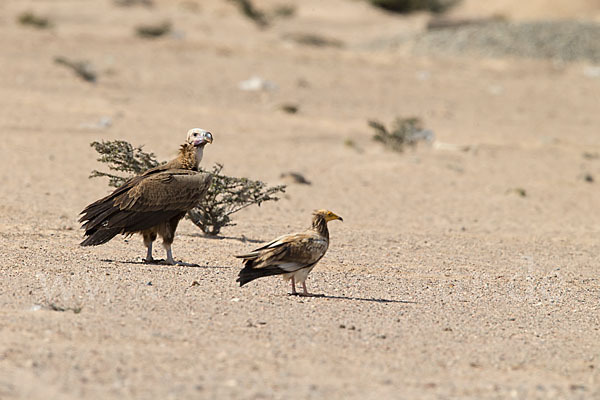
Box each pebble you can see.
[238,76,277,91]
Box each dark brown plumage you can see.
[236,210,343,296]
[79,128,213,265]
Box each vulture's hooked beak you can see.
[194,132,213,147]
[326,212,343,222]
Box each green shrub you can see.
[368,117,433,152]
[89,140,286,236]
[18,12,52,28]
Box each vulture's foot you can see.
[288,291,324,297]
[163,249,200,266]
[296,282,324,297]
[143,257,163,264]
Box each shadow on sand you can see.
[99,259,229,269]
[183,233,264,244]
[292,294,416,304]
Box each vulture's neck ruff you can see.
[311,215,330,240]
[177,143,206,171]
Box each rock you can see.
[280,172,311,185]
[238,76,277,91]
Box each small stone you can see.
[238,76,277,91]
[280,172,311,185]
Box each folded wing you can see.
[236,231,328,286]
[80,170,211,246]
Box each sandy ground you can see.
[1,0,600,398]
[449,0,600,21]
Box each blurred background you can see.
[2,0,599,235]
[1,1,600,399]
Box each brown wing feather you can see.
[79,170,211,246]
[248,233,326,269]
[114,170,211,212]
[236,230,329,286]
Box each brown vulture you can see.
[79,128,213,265]
[236,210,343,296]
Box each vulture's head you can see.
[187,128,213,147]
[314,209,343,223]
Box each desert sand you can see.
[1,0,599,398]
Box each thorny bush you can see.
[89,140,286,235]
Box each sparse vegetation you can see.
[280,103,299,114]
[272,5,296,18]
[426,15,505,31]
[54,56,97,83]
[343,138,366,154]
[368,117,433,152]
[18,11,52,29]
[114,0,154,7]
[367,0,458,13]
[229,0,296,28]
[583,152,599,160]
[89,140,162,187]
[229,0,269,28]
[280,172,311,185]
[89,140,286,236]
[187,164,285,235]
[135,21,171,38]
[283,33,344,48]
[507,187,527,197]
[344,138,356,148]
[413,20,600,63]
[41,302,83,313]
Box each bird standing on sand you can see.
[79,128,213,265]
[236,210,343,296]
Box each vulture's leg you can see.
[164,244,176,265]
[290,276,297,295]
[145,244,153,262]
[161,216,199,267]
[299,281,324,298]
[161,218,179,265]
[142,231,157,263]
